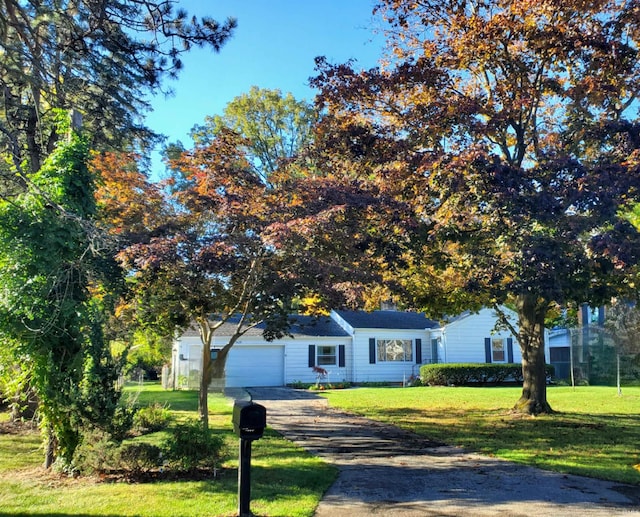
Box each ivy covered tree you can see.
[312,0,640,414]
[0,124,121,468]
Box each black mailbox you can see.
[232,401,266,440]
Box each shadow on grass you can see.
[357,405,640,485]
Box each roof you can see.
[333,310,439,330]
[179,314,350,339]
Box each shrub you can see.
[72,428,120,475]
[162,419,226,472]
[108,404,136,441]
[420,363,555,386]
[133,403,172,433]
[119,443,162,474]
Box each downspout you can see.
[351,330,356,383]
[442,328,447,363]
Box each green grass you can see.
[0,385,337,517]
[3,384,638,516]
[0,424,42,472]
[322,385,640,485]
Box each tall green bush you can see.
[421,363,555,386]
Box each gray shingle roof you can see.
[180,315,349,339]
[334,310,438,329]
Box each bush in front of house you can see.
[420,363,555,386]
[162,419,226,472]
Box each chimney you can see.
[380,299,398,311]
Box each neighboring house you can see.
[548,328,572,379]
[546,305,608,381]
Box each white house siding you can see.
[351,329,430,383]
[284,338,351,385]
[441,308,523,364]
[171,308,563,389]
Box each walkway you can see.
[233,387,639,517]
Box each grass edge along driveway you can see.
[0,386,337,517]
[322,385,640,486]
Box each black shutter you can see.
[431,339,438,363]
[507,338,514,363]
[484,338,492,363]
[308,345,315,367]
[369,338,376,364]
[415,338,422,364]
[338,345,346,367]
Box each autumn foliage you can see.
[310,0,640,413]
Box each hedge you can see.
[420,363,555,386]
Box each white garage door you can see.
[225,346,284,388]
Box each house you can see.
[171,306,557,389]
[546,305,609,381]
[329,309,439,384]
[172,310,439,389]
[171,314,349,389]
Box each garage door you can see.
[225,346,284,388]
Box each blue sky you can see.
[145,0,385,176]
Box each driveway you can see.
[230,387,640,517]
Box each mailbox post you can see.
[232,401,266,517]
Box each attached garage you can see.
[225,345,285,388]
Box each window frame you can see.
[491,338,505,362]
[376,338,413,362]
[316,345,337,367]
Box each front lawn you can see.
[0,384,337,517]
[322,385,640,485]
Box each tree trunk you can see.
[198,318,213,431]
[513,294,553,415]
[196,315,246,429]
[209,347,230,393]
[44,423,56,469]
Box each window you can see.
[377,339,413,362]
[317,345,337,366]
[550,347,570,362]
[492,338,505,362]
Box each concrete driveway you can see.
[231,387,640,517]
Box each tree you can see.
[311,0,640,414]
[0,0,236,182]
[105,125,397,428]
[112,132,300,428]
[0,125,121,468]
[190,87,318,185]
